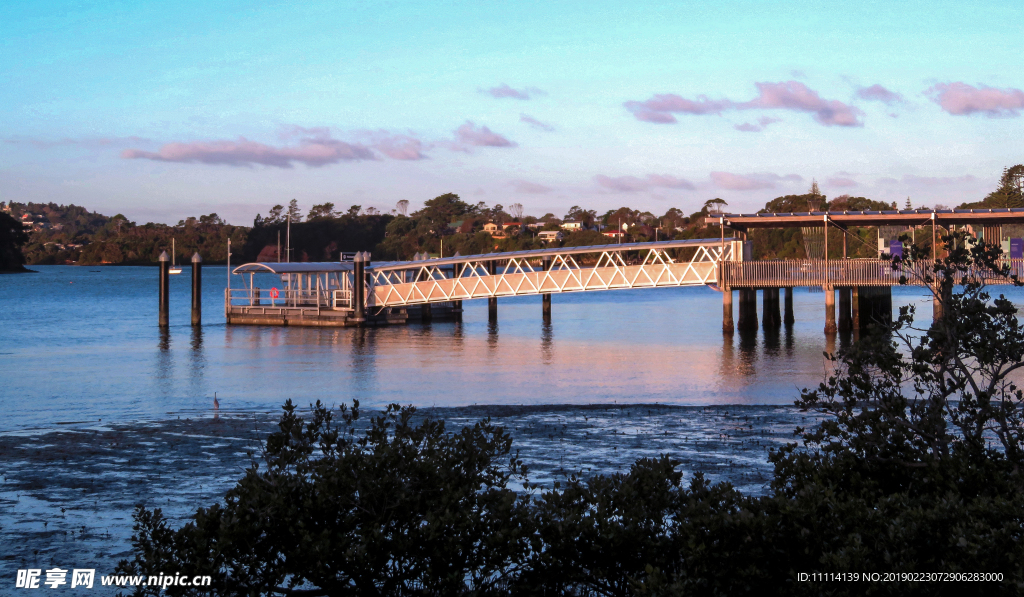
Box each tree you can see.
[307,203,336,220]
[396,200,409,216]
[198,213,224,226]
[963,165,1024,209]
[0,212,29,271]
[777,230,1024,498]
[509,203,524,221]
[265,205,285,224]
[413,193,474,231]
[702,198,727,214]
[287,199,302,223]
[564,206,596,226]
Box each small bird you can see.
[213,392,219,410]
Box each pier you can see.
[222,208,1024,332]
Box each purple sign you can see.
[1011,238,1023,259]
[889,239,903,258]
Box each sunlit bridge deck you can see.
[368,238,743,307]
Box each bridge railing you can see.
[723,259,1024,288]
[225,288,340,309]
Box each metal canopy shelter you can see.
[705,208,1024,231]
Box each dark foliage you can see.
[0,211,30,271]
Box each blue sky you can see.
[2,0,1022,223]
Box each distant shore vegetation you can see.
[3,164,1020,269]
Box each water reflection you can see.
[188,326,205,397]
[487,319,499,350]
[762,325,781,356]
[736,328,758,376]
[4,266,971,430]
[541,320,553,364]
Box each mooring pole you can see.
[353,252,365,323]
[722,287,734,334]
[541,256,552,319]
[191,253,202,326]
[487,260,498,320]
[158,251,170,327]
[824,285,837,334]
[784,287,794,325]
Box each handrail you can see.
[723,258,1024,288]
[225,288,346,309]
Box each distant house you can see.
[538,230,564,242]
[483,221,523,239]
[602,229,624,239]
[560,220,584,231]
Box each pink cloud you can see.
[741,81,863,126]
[594,174,695,192]
[927,82,1024,117]
[122,134,375,168]
[520,114,555,131]
[370,134,427,160]
[734,116,781,133]
[826,177,858,188]
[511,180,552,194]
[624,94,733,123]
[711,171,803,191]
[482,84,544,100]
[626,81,863,127]
[855,84,904,105]
[453,121,516,148]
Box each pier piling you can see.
[487,260,498,320]
[762,288,781,329]
[737,288,758,331]
[542,257,552,319]
[191,253,202,326]
[851,287,860,330]
[158,251,169,327]
[722,288,734,334]
[838,287,851,332]
[824,285,837,334]
[783,287,794,325]
[353,252,366,323]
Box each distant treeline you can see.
[3,165,1020,267]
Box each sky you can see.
[2,0,1023,225]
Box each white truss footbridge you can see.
[367,238,745,308]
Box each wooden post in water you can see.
[191,253,202,326]
[762,287,781,328]
[851,287,860,330]
[541,257,552,320]
[737,288,757,331]
[158,251,170,327]
[824,285,837,334]
[352,252,365,323]
[487,260,498,320]
[783,287,794,325]
[722,288,734,334]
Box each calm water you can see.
[0,264,964,432]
